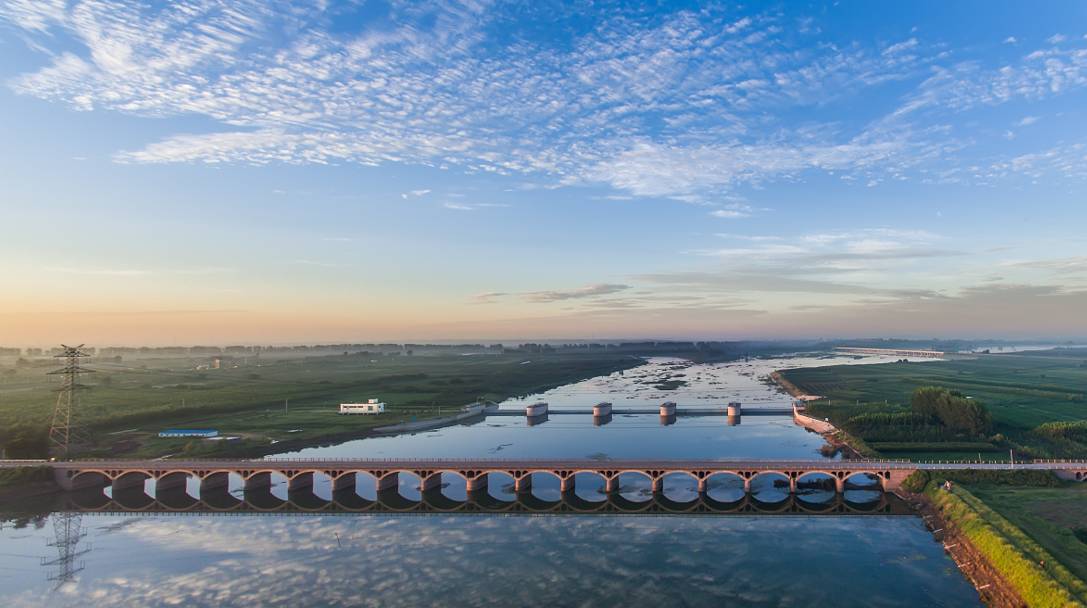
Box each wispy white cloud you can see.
[443,202,509,211]
[474,283,631,304]
[524,283,631,303]
[709,209,750,219]
[4,2,1087,202]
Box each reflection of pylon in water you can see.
[48,345,93,457]
[41,512,90,587]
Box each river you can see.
[0,353,981,607]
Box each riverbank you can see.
[771,371,871,458]
[0,466,58,503]
[12,353,647,461]
[903,474,1087,607]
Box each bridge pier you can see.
[421,475,442,492]
[651,477,664,494]
[514,475,532,494]
[834,476,845,494]
[377,473,399,491]
[466,474,488,493]
[560,475,576,493]
[526,413,549,426]
[883,470,913,492]
[789,475,797,495]
[288,472,314,491]
[697,478,708,494]
[246,472,273,491]
[200,472,230,493]
[333,474,356,493]
[605,476,619,494]
[156,472,189,492]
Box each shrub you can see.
[0,425,49,459]
[1033,421,1087,443]
[899,470,930,493]
[912,386,992,435]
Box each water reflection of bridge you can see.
[66,487,908,516]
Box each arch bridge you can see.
[50,458,926,495]
[44,458,1087,501]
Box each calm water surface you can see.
[0,354,980,606]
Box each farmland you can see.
[780,349,1087,459]
[0,350,643,459]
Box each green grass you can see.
[867,441,1000,453]
[968,483,1087,586]
[926,481,1087,606]
[0,351,643,458]
[781,351,1087,458]
[0,466,52,489]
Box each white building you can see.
[339,398,386,415]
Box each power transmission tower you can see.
[48,345,93,458]
[41,512,90,588]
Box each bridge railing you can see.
[39,456,1087,467]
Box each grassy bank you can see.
[968,483,1087,586]
[0,351,645,459]
[0,466,52,489]
[924,480,1087,606]
[780,350,1087,459]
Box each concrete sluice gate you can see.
[68,469,896,515]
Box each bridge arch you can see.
[374,470,423,511]
[702,472,746,505]
[795,471,837,504]
[657,471,700,506]
[570,470,608,503]
[749,471,792,504]
[842,471,885,505]
[610,470,654,508]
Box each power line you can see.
[47,345,93,458]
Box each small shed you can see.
[339,398,386,414]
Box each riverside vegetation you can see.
[0,349,645,459]
[780,349,1087,460]
[905,470,1087,607]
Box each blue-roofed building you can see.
[158,429,219,438]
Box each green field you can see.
[781,350,1087,459]
[925,480,1087,606]
[968,483,1087,585]
[0,351,643,459]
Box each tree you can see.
[911,386,992,435]
[1,425,49,459]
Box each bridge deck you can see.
[20,458,1087,472]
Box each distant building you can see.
[159,429,219,438]
[339,398,386,414]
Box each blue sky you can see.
[1,1,1086,344]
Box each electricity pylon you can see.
[41,511,89,588]
[47,345,93,458]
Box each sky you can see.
[1,0,1086,345]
